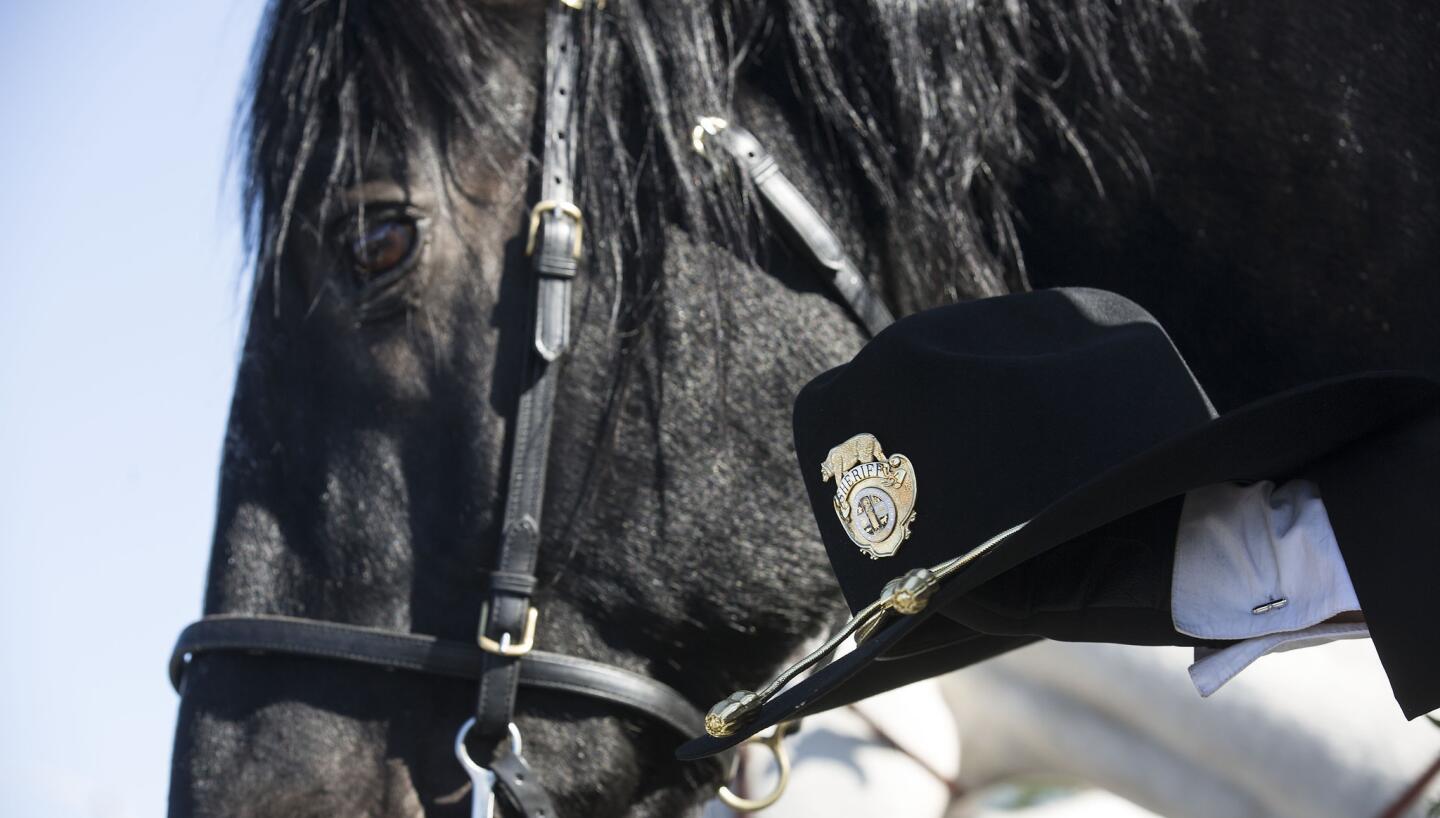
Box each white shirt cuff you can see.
[1187,622,1371,696]
[1171,480,1364,695]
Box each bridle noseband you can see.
[169,2,891,815]
[169,614,706,740]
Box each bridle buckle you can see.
[478,602,539,657]
[525,200,585,259]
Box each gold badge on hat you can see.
[820,433,917,559]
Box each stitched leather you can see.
[492,747,558,818]
[169,615,706,739]
[476,0,586,748]
[489,570,540,596]
[710,124,894,337]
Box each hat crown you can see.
[795,288,1216,610]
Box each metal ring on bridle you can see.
[716,721,793,813]
[454,717,525,773]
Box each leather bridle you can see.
[169,2,892,815]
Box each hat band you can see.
[703,521,1027,738]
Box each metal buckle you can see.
[525,200,584,259]
[478,602,539,657]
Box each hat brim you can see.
[678,371,1440,760]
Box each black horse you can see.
[168,1,1440,816]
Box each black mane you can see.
[243,0,1194,317]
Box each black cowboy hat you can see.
[679,287,1440,760]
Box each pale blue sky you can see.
[0,1,267,815]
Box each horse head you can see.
[168,0,1200,814]
[168,2,865,815]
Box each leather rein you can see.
[168,2,892,815]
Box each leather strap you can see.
[531,0,582,362]
[476,0,586,744]
[169,615,707,739]
[492,748,558,818]
[707,124,895,337]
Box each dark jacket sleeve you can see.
[1310,407,1440,720]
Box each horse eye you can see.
[348,217,418,279]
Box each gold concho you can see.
[820,433,917,559]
